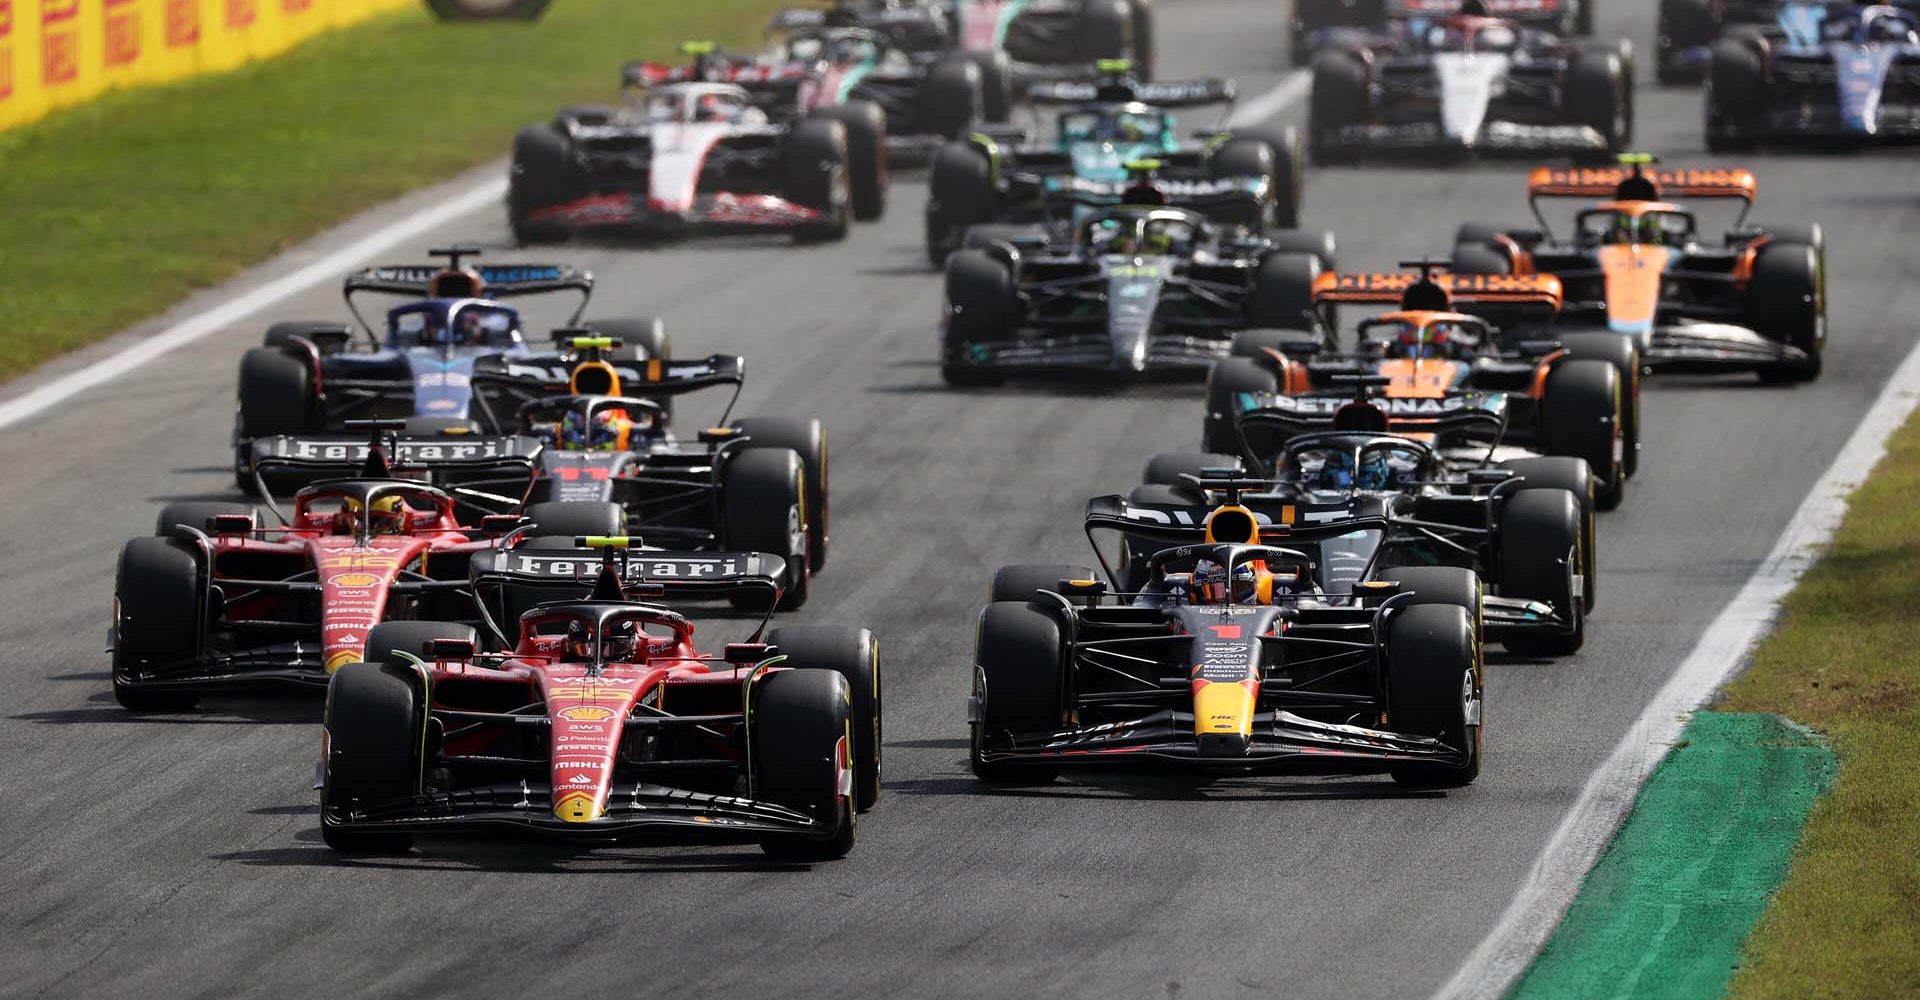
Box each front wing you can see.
[970,708,1471,774]
[946,332,1231,380]
[323,782,834,845]
[1316,121,1610,156]
[527,192,825,233]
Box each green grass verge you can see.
[1718,407,1920,1000]
[0,0,787,380]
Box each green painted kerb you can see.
[1511,712,1836,1000]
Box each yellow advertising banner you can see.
[0,0,412,131]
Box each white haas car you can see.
[509,82,879,244]
[1307,9,1633,162]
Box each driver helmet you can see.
[1306,450,1356,492]
[1356,450,1394,491]
[1392,323,1457,360]
[561,409,637,451]
[694,93,728,122]
[1138,223,1174,255]
[1114,118,1145,143]
[339,495,410,536]
[566,619,641,663]
[1608,211,1661,245]
[1194,558,1274,605]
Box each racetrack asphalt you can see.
[2,1,1917,996]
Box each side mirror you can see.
[724,642,777,665]
[208,513,255,535]
[1352,580,1401,602]
[425,638,475,661]
[1467,468,1513,486]
[481,514,529,534]
[698,427,742,445]
[1058,578,1107,598]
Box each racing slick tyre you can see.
[112,537,202,712]
[1542,359,1625,511]
[1204,139,1277,232]
[1308,51,1368,163]
[754,668,857,860]
[1383,566,1484,645]
[508,123,577,245]
[970,601,1065,784]
[1202,356,1279,456]
[1247,251,1323,331]
[583,316,670,361]
[1759,223,1824,257]
[812,102,890,221]
[990,564,1099,605]
[321,661,422,853]
[1577,0,1596,35]
[522,500,625,539]
[1706,37,1765,151]
[1751,243,1824,384]
[1497,456,1598,612]
[1553,332,1643,479]
[925,141,996,266]
[922,56,986,141]
[941,249,1018,386]
[262,321,346,350]
[965,51,1015,123]
[426,0,550,19]
[786,118,852,244]
[732,417,830,572]
[1074,0,1134,62]
[1385,605,1482,788]
[1209,128,1304,231]
[1495,488,1586,656]
[1450,241,1513,276]
[1265,228,1337,270]
[1565,50,1630,154]
[766,625,882,812]
[154,501,258,537]
[1230,328,1323,361]
[1658,0,1714,84]
[363,622,478,668]
[1129,0,1156,78]
[723,449,812,611]
[1142,452,1241,490]
[237,347,314,438]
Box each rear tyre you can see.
[966,51,1015,123]
[941,249,1018,386]
[732,417,830,572]
[583,317,670,361]
[1385,605,1481,787]
[1706,38,1765,151]
[1202,356,1279,456]
[785,119,851,244]
[262,321,346,350]
[1074,0,1134,61]
[508,123,576,245]
[724,449,811,610]
[1451,242,1513,276]
[989,564,1098,604]
[112,537,203,712]
[1308,51,1368,162]
[1751,243,1823,384]
[1204,139,1277,232]
[925,142,996,266]
[755,669,857,860]
[1142,452,1241,488]
[321,662,421,853]
[1554,333,1642,479]
[1219,127,1303,229]
[812,102,889,221]
[921,56,985,140]
[1496,488,1586,656]
[1543,359,1625,511]
[363,622,478,668]
[237,348,315,440]
[1247,251,1322,330]
[1658,0,1713,84]
[522,500,625,540]
[766,625,882,812]
[1565,51,1629,152]
[970,601,1064,784]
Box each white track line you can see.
[0,176,509,433]
[1228,70,1311,129]
[1433,339,1920,1000]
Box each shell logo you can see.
[558,706,615,722]
[331,573,380,587]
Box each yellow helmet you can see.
[341,495,410,535]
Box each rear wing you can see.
[1081,492,1395,584]
[470,547,787,624]
[343,264,595,299]
[601,353,746,397]
[1311,271,1564,310]
[1026,76,1236,108]
[1231,392,1509,466]
[1390,0,1574,20]
[1525,166,1757,202]
[247,434,543,518]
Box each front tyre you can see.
[970,601,1065,784]
[755,669,857,861]
[766,626,882,812]
[1385,605,1482,788]
[321,661,422,853]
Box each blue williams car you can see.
[231,248,669,490]
[1707,0,1920,146]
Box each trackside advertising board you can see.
[0,0,412,131]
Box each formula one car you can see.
[232,248,673,489]
[1202,262,1639,508]
[509,81,866,244]
[1448,158,1826,382]
[1307,7,1632,161]
[1290,0,1595,66]
[320,538,881,859]
[1707,1,1920,147]
[939,197,1337,384]
[967,490,1485,786]
[1657,0,1781,81]
[925,66,1303,263]
[242,339,831,608]
[781,0,1156,98]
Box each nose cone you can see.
[1432,53,1510,142]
